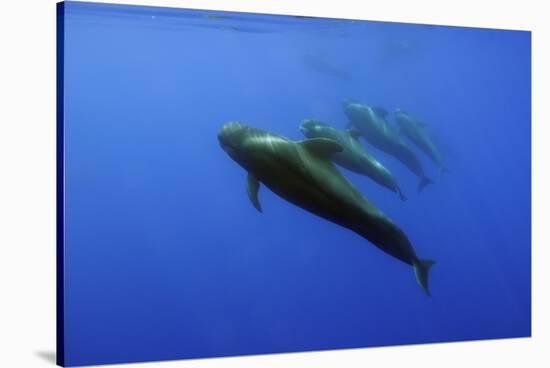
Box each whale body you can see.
[343,100,433,192]
[395,109,447,175]
[299,118,406,201]
[218,121,435,295]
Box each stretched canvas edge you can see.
[56,1,66,367]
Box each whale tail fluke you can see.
[413,259,435,296]
[417,176,433,193]
[397,189,407,201]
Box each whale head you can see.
[394,108,413,127]
[341,99,369,121]
[394,108,408,119]
[218,121,284,170]
[299,119,328,138]
[341,97,360,109]
[217,121,252,158]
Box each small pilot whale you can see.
[218,122,435,295]
[342,100,433,192]
[394,108,447,175]
[299,118,406,201]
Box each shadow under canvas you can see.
[36,351,56,365]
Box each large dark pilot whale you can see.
[299,118,406,201]
[218,122,435,295]
[342,100,433,192]
[394,108,447,175]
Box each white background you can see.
[0,0,547,367]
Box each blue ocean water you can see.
[60,1,531,366]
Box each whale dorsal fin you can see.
[300,138,343,157]
[373,106,389,118]
[346,128,361,140]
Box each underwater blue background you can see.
[61,1,531,366]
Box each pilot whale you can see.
[342,100,433,192]
[218,121,435,295]
[395,108,447,175]
[300,118,406,201]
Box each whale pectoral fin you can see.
[246,173,262,213]
[301,138,343,158]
